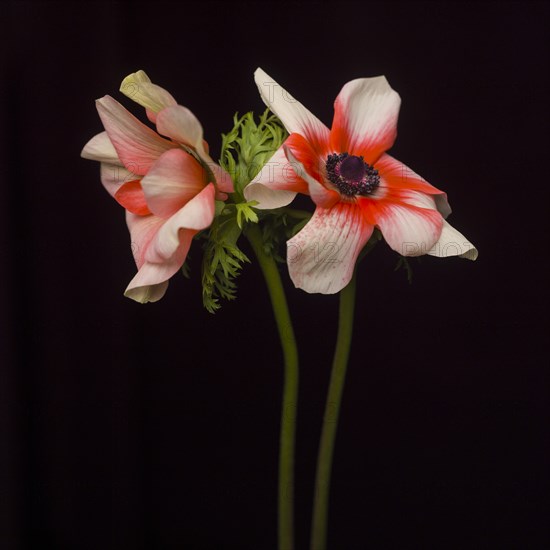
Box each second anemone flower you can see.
[245,68,477,294]
[81,71,233,303]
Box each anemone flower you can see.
[245,68,477,294]
[81,71,233,302]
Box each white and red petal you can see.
[284,143,339,209]
[427,220,478,260]
[96,96,176,175]
[145,183,216,263]
[287,202,374,294]
[331,77,401,163]
[243,146,308,209]
[254,68,330,154]
[155,104,207,157]
[375,154,452,218]
[140,148,206,218]
[119,70,177,122]
[81,131,120,164]
[360,192,443,257]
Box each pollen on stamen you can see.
[326,153,380,197]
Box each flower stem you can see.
[310,273,357,550]
[246,224,299,550]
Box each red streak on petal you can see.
[330,106,350,154]
[374,154,444,195]
[357,195,441,229]
[285,133,327,186]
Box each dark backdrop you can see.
[1,1,548,549]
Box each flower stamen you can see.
[326,153,379,197]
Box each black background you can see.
[1,1,548,549]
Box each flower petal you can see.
[203,155,234,194]
[119,70,177,121]
[284,143,339,208]
[254,68,330,154]
[140,148,206,218]
[146,182,216,262]
[81,131,120,164]
[100,162,137,198]
[243,146,308,209]
[124,278,169,303]
[96,96,176,175]
[287,202,374,294]
[427,220,478,260]
[126,212,165,268]
[244,183,297,210]
[124,212,192,303]
[331,76,401,163]
[124,239,190,303]
[155,104,206,157]
[434,194,452,220]
[375,154,452,218]
[114,180,151,216]
[360,192,443,256]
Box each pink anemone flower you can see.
[81,71,233,303]
[245,68,477,294]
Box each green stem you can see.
[246,224,299,550]
[310,273,357,550]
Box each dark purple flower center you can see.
[326,153,380,197]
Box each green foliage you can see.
[198,110,308,312]
[200,206,250,313]
[220,109,288,198]
[235,201,259,229]
[197,110,294,313]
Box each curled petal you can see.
[146,183,216,263]
[96,96,176,175]
[81,131,120,164]
[124,237,190,303]
[124,212,193,303]
[331,77,401,163]
[244,146,307,209]
[434,194,452,220]
[140,148,206,218]
[120,70,177,122]
[156,105,206,158]
[427,220,478,260]
[124,279,169,303]
[254,68,330,154]
[287,202,374,294]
